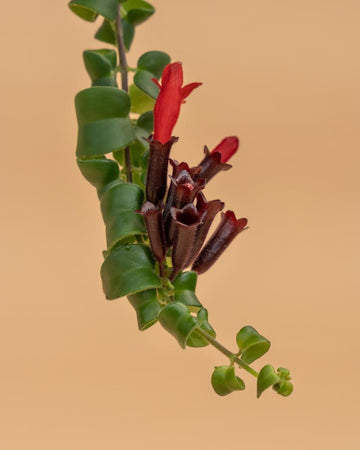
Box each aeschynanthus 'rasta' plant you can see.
[69,0,294,399]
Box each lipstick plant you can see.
[69,0,294,399]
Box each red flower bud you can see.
[192,211,248,274]
[153,62,202,144]
[211,136,239,162]
[194,137,239,182]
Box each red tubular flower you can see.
[192,211,248,275]
[194,137,239,182]
[153,62,202,144]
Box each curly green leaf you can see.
[100,183,146,248]
[211,366,245,396]
[128,289,161,330]
[75,87,134,158]
[236,326,271,364]
[101,244,160,299]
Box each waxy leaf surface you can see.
[101,244,160,299]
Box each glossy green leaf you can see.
[128,289,161,330]
[100,183,145,248]
[129,141,146,167]
[159,302,199,349]
[236,326,271,364]
[95,19,116,45]
[122,18,136,50]
[129,84,155,114]
[186,308,216,348]
[141,149,149,170]
[77,157,120,190]
[172,271,202,312]
[134,70,159,99]
[257,364,280,398]
[137,111,153,134]
[172,271,197,291]
[137,51,170,79]
[83,49,117,87]
[68,0,125,22]
[75,87,134,158]
[211,366,245,396]
[122,0,155,25]
[101,244,160,299]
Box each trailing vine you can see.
[69,0,294,399]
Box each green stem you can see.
[195,328,259,378]
[115,5,133,183]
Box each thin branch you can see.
[116,5,133,183]
[195,328,259,378]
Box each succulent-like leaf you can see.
[172,271,202,312]
[83,49,117,87]
[211,366,245,396]
[128,289,161,330]
[257,364,280,398]
[77,157,120,192]
[129,84,155,114]
[137,51,171,79]
[186,308,216,348]
[122,0,155,25]
[236,326,271,364]
[158,302,199,349]
[75,87,134,158]
[137,111,154,134]
[95,19,116,45]
[134,70,160,99]
[101,244,160,299]
[100,183,146,248]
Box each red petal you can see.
[181,82,202,100]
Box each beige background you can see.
[1,0,359,448]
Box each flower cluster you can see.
[141,63,248,280]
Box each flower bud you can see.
[192,211,248,274]
[194,146,232,182]
[186,192,224,266]
[140,201,166,264]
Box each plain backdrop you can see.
[1,1,359,449]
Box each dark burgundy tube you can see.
[186,192,225,266]
[193,146,232,182]
[145,136,178,206]
[169,204,203,281]
[164,170,205,246]
[140,201,166,264]
[192,211,248,274]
